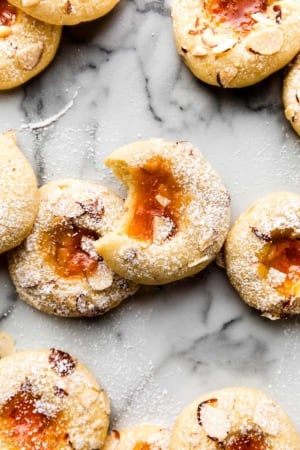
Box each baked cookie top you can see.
[170,386,300,449]
[225,192,300,319]
[8,178,139,317]
[95,139,230,285]
[0,130,39,253]
[8,0,120,25]
[103,424,170,449]
[171,0,300,87]
[0,0,61,89]
[0,349,110,449]
[283,54,300,136]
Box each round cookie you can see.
[283,53,300,136]
[8,178,139,317]
[170,386,300,449]
[0,130,39,254]
[171,0,300,88]
[94,139,230,285]
[103,424,170,449]
[0,348,110,449]
[225,192,300,319]
[0,0,61,89]
[8,0,120,26]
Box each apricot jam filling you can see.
[133,442,151,450]
[226,430,267,450]
[206,0,267,32]
[0,386,68,449]
[43,222,99,278]
[258,237,300,297]
[0,0,17,27]
[126,156,184,241]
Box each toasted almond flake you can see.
[155,194,170,207]
[200,403,230,441]
[153,216,175,244]
[201,27,219,48]
[0,332,15,358]
[251,12,270,24]
[217,67,238,88]
[22,0,40,6]
[261,311,280,320]
[16,42,44,71]
[188,255,210,268]
[247,28,283,55]
[191,44,208,56]
[81,236,99,259]
[87,263,113,291]
[212,38,237,54]
[0,26,11,38]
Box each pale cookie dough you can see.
[8,178,139,317]
[170,386,300,449]
[8,0,120,26]
[94,139,230,285]
[0,131,39,254]
[225,192,300,319]
[103,424,171,449]
[0,348,110,449]
[283,53,300,136]
[0,0,61,89]
[171,0,300,88]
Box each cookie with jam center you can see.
[103,424,170,450]
[0,131,39,253]
[0,348,110,450]
[225,192,300,319]
[171,0,300,88]
[170,386,300,449]
[8,178,139,317]
[94,139,230,285]
[8,0,119,25]
[0,0,61,89]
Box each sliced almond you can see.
[217,67,238,88]
[187,255,210,268]
[201,27,219,48]
[191,44,208,56]
[80,236,99,259]
[155,194,170,207]
[0,26,11,38]
[16,42,44,71]
[247,28,283,55]
[0,332,15,358]
[200,403,230,441]
[251,12,271,24]
[87,263,113,291]
[153,216,175,244]
[22,0,40,6]
[212,38,237,54]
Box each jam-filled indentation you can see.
[0,385,68,449]
[127,156,184,241]
[133,442,151,450]
[206,0,267,32]
[258,237,300,297]
[0,0,17,27]
[42,222,100,278]
[226,429,268,449]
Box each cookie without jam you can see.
[171,0,300,87]
[0,131,39,253]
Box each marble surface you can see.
[0,0,300,435]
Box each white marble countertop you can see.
[0,0,299,434]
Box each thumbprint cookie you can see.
[0,348,110,449]
[94,139,230,285]
[225,192,300,319]
[283,54,300,136]
[170,386,300,449]
[171,0,300,88]
[8,0,120,26]
[0,131,39,254]
[0,0,61,89]
[8,178,139,317]
[103,424,171,449]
